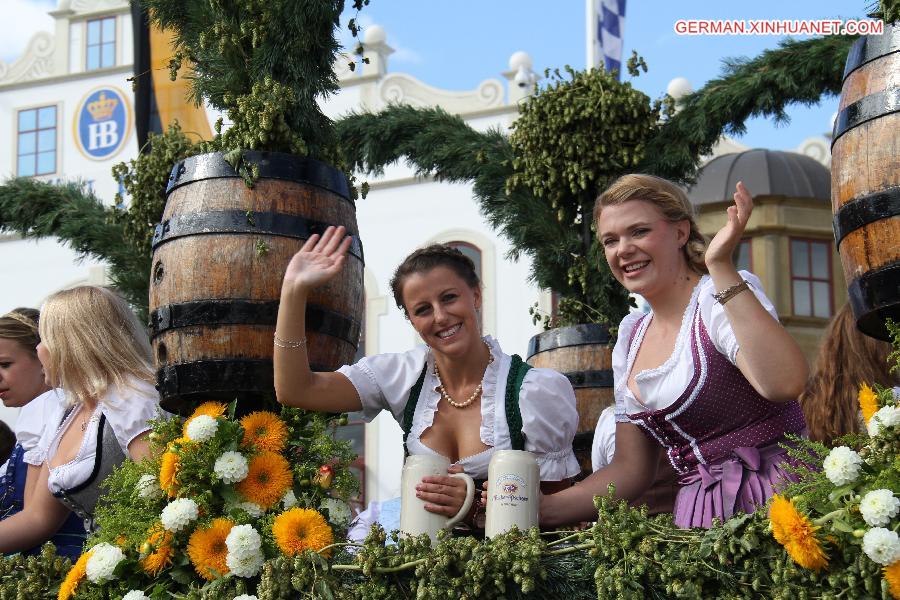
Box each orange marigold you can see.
[769,495,828,571]
[140,524,175,576]
[159,451,180,498]
[187,518,234,580]
[859,383,879,425]
[235,451,293,509]
[886,560,900,600]
[183,401,227,435]
[272,507,334,557]
[58,550,92,600]
[240,411,288,453]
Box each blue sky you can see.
[5,0,872,150]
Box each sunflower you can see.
[272,507,334,557]
[183,401,227,435]
[859,383,879,425]
[58,550,93,600]
[140,524,175,576]
[187,518,234,580]
[240,411,288,453]
[886,561,900,600]
[159,451,180,498]
[769,495,828,571]
[235,451,293,509]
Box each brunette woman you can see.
[540,174,808,529]
[275,231,579,520]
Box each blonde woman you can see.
[0,287,164,553]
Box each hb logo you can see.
[75,87,130,160]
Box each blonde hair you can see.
[595,174,708,274]
[39,286,153,406]
[0,308,40,354]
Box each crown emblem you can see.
[86,92,118,121]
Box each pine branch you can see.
[0,178,149,315]
[643,35,856,182]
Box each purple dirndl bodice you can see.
[626,304,806,528]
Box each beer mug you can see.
[399,454,474,545]
[485,450,540,538]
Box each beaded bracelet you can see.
[713,280,750,305]
[273,334,307,348]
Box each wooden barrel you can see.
[831,23,900,340]
[526,324,613,474]
[149,151,364,414]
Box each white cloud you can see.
[338,12,422,66]
[0,0,55,64]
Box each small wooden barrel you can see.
[831,23,900,340]
[149,151,364,414]
[526,324,613,474]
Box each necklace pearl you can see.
[433,341,494,409]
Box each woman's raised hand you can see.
[282,226,352,293]
[704,181,753,269]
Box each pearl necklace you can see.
[433,342,494,409]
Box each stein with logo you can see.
[485,450,540,538]
[399,455,475,545]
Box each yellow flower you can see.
[236,451,293,509]
[159,451,180,498]
[272,508,334,557]
[240,411,288,453]
[58,550,92,600]
[187,518,234,580]
[859,382,879,425]
[183,401,227,435]
[886,560,900,600]
[140,524,175,576]
[769,495,828,571]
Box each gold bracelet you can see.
[713,280,750,305]
[274,333,307,348]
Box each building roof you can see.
[686,149,830,205]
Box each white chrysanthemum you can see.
[225,523,261,558]
[85,543,125,583]
[123,592,150,600]
[160,497,199,532]
[859,489,900,527]
[282,489,298,509]
[862,527,900,565]
[320,497,352,527]
[136,473,162,500]
[868,405,900,437]
[185,414,219,442]
[237,501,264,518]
[226,549,264,578]
[214,451,249,484]
[233,596,258,600]
[822,446,863,486]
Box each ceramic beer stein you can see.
[399,454,475,545]
[485,450,539,538]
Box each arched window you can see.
[446,241,482,281]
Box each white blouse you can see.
[591,405,617,471]
[613,271,778,423]
[6,389,65,471]
[36,378,163,495]
[337,336,580,480]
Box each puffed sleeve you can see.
[519,367,581,480]
[591,405,617,471]
[612,312,643,423]
[102,378,164,458]
[336,346,429,424]
[26,391,68,466]
[19,389,65,465]
[699,271,778,365]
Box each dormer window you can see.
[86,17,116,70]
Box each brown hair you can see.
[798,303,897,445]
[0,308,40,355]
[595,173,708,274]
[389,244,480,313]
[39,286,153,406]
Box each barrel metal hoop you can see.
[149,299,361,346]
[151,210,364,262]
[563,369,614,389]
[833,187,900,245]
[527,323,612,358]
[841,26,900,83]
[831,86,900,145]
[847,262,900,341]
[166,151,352,202]
[156,359,335,398]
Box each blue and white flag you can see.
[588,0,626,78]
